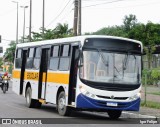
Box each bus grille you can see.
[96,95,128,100]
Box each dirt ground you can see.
[141,85,160,103]
[139,86,160,117]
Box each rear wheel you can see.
[107,110,122,119]
[26,87,41,108]
[2,84,7,94]
[57,91,71,116]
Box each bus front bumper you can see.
[76,94,140,111]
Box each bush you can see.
[142,68,160,86]
[151,68,160,85]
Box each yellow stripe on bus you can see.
[47,73,69,84]
[12,70,21,79]
[12,70,69,84]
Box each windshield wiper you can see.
[98,50,109,67]
[123,54,128,70]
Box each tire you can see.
[57,91,71,116]
[2,84,7,94]
[107,110,122,119]
[26,87,35,108]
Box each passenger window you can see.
[51,46,59,57]
[15,49,22,68]
[29,48,34,58]
[33,47,41,69]
[59,44,71,71]
[26,48,34,69]
[16,49,22,58]
[49,45,59,71]
[61,45,70,57]
[35,47,41,57]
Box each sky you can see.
[0,0,160,45]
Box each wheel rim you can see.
[26,91,31,104]
[59,96,65,110]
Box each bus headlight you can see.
[79,85,96,99]
[129,93,141,101]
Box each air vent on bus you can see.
[96,95,128,100]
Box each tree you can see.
[4,41,16,63]
[53,23,73,38]
[0,57,3,68]
[31,23,73,41]
[123,14,137,32]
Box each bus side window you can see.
[15,49,22,68]
[26,48,34,69]
[33,47,41,70]
[49,45,60,71]
[59,44,71,71]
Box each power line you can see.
[59,5,74,23]
[82,0,127,8]
[46,0,72,28]
[83,0,160,10]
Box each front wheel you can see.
[57,91,71,116]
[2,84,7,94]
[26,87,41,108]
[107,110,122,119]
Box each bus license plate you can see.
[107,102,118,107]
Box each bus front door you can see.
[38,48,50,99]
[68,46,79,105]
[20,49,27,95]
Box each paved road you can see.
[0,82,159,126]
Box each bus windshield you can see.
[80,50,141,85]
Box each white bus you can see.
[12,35,142,119]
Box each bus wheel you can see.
[57,91,71,116]
[107,110,122,119]
[26,87,36,108]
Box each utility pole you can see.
[78,0,81,35]
[29,0,32,42]
[73,0,78,36]
[12,1,19,44]
[21,6,28,43]
[42,0,45,39]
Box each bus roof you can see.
[16,35,142,48]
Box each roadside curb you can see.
[122,111,157,118]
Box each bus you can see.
[12,35,142,119]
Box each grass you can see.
[147,92,160,96]
[141,101,160,109]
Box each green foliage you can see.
[93,25,127,37]
[123,14,137,32]
[8,64,13,74]
[4,41,16,63]
[31,23,73,41]
[151,68,160,85]
[88,14,160,47]
[142,68,160,86]
[0,57,3,68]
[141,101,160,109]
[142,69,152,85]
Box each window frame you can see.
[32,47,41,70]
[59,44,72,71]
[15,48,22,69]
[26,47,35,69]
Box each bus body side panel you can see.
[12,69,21,95]
[22,70,39,99]
[45,72,70,104]
[22,80,38,99]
